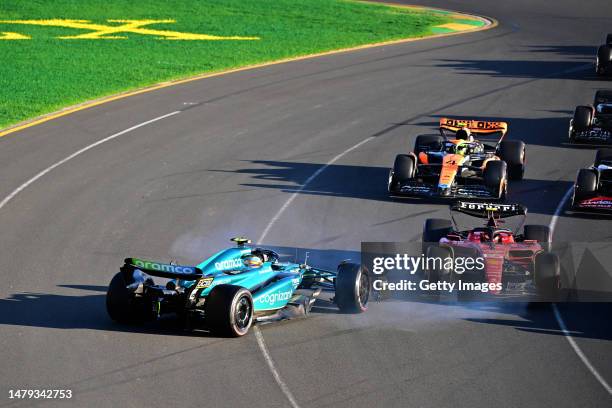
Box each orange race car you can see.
[388,118,526,200]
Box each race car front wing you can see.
[391,180,498,199]
[572,196,612,212]
[571,128,612,144]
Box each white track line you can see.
[0,111,181,211]
[549,187,573,234]
[254,135,375,408]
[552,304,612,394]
[257,136,375,244]
[254,327,300,408]
[549,186,612,396]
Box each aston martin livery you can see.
[388,118,526,200]
[106,238,370,337]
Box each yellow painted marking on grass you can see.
[0,31,30,40]
[435,23,479,31]
[0,4,496,139]
[0,19,259,40]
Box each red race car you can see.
[421,201,560,300]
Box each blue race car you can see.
[106,238,369,337]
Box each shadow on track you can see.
[437,59,592,80]
[0,286,216,337]
[434,44,599,81]
[464,302,612,341]
[211,160,573,215]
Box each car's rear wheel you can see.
[335,263,369,313]
[534,253,560,301]
[497,140,526,180]
[483,160,507,200]
[206,284,253,337]
[425,245,453,297]
[106,272,152,324]
[422,218,452,256]
[523,225,552,252]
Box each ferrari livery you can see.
[421,201,560,300]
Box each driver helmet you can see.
[455,127,473,142]
[243,255,263,269]
[455,141,470,156]
[596,103,612,114]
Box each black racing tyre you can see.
[422,218,452,255]
[106,272,152,324]
[573,169,598,204]
[392,154,415,181]
[414,134,445,155]
[483,160,507,199]
[453,248,485,302]
[523,225,552,252]
[595,148,612,166]
[335,263,370,313]
[534,253,560,301]
[596,46,612,75]
[572,106,593,131]
[206,284,253,337]
[497,140,526,180]
[425,245,453,297]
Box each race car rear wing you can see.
[451,201,526,218]
[439,118,508,141]
[122,257,203,280]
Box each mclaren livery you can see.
[388,118,526,200]
[106,238,370,337]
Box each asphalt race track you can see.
[1,1,611,407]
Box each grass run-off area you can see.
[0,0,467,129]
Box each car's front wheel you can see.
[534,253,560,301]
[335,263,369,313]
[572,169,597,208]
[483,160,507,200]
[497,140,526,180]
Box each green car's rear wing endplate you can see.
[122,257,203,280]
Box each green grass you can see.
[0,0,455,129]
